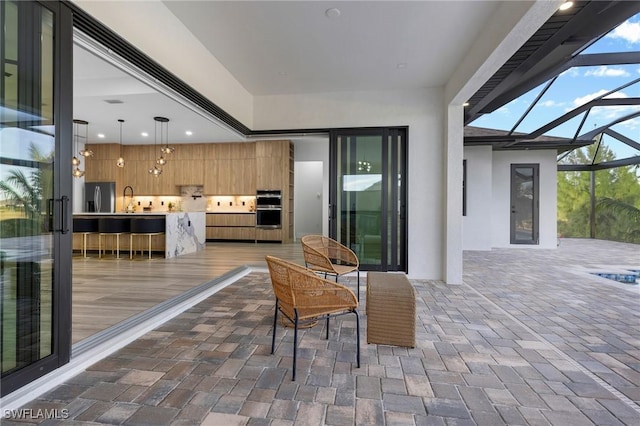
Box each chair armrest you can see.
[288,267,357,308]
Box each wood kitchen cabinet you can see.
[85,140,293,242]
[206,213,256,241]
[256,140,288,190]
[173,159,204,186]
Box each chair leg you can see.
[357,270,360,301]
[271,300,278,355]
[326,316,330,340]
[293,311,299,381]
[355,309,360,368]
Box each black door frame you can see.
[329,127,408,272]
[1,0,73,397]
[510,163,540,245]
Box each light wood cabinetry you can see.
[255,140,293,243]
[173,160,204,186]
[206,213,256,241]
[204,143,256,195]
[256,228,282,242]
[85,140,293,243]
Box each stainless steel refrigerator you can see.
[85,182,116,212]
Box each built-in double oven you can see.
[256,190,282,228]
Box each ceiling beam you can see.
[465,1,640,125]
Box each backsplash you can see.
[118,193,257,213]
[207,195,256,213]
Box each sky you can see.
[471,12,640,163]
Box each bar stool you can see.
[73,217,99,258]
[98,217,130,259]
[130,218,165,260]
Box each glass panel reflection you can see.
[1,2,54,376]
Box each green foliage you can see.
[557,143,640,243]
[0,218,42,238]
[0,143,53,220]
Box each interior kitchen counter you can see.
[73,212,206,258]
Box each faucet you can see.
[123,186,134,212]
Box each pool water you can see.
[591,270,639,284]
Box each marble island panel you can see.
[72,212,206,258]
[165,212,206,258]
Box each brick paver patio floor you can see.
[6,238,640,425]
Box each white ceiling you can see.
[163,1,500,95]
[75,1,501,145]
[73,44,245,145]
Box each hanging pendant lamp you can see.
[149,116,166,177]
[116,119,125,168]
[78,119,93,157]
[72,119,88,178]
[155,116,170,165]
[159,117,174,155]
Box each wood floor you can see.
[72,242,304,344]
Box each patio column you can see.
[444,104,464,285]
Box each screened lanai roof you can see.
[465,1,640,172]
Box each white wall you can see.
[255,88,444,279]
[463,146,493,250]
[491,150,558,249]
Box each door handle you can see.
[60,195,69,234]
[46,198,54,232]
[48,196,70,234]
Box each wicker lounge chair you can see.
[265,255,360,381]
[300,234,361,300]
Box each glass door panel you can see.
[336,135,383,267]
[510,164,539,244]
[330,129,407,272]
[1,0,71,396]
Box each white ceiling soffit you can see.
[73,33,245,146]
[163,1,501,96]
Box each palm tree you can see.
[597,197,640,243]
[0,143,53,219]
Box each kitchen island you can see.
[72,212,206,258]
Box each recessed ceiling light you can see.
[141,132,149,137]
[185,130,193,136]
[97,133,105,138]
[558,1,573,11]
[463,102,470,107]
[396,63,407,69]
[325,8,340,19]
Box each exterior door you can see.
[329,128,407,272]
[1,0,73,396]
[510,164,539,245]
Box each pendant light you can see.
[72,119,87,178]
[155,116,170,166]
[149,116,165,177]
[116,119,125,168]
[159,117,174,155]
[78,118,93,158]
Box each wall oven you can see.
[256,190,282,228]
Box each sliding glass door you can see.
[1,0,73,396]
[330,128,407,272]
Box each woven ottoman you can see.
[366,272,416,347]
